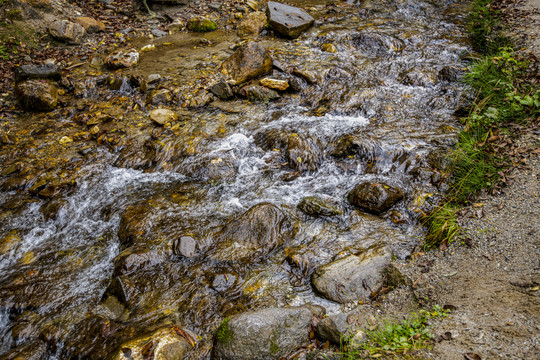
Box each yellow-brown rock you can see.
[75,17,106,33]
[321,43,337,53]
[260,78,289,91]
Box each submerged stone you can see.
[105,48,139,69]
[240,84,279,102]
[266,1,314,38]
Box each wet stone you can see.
[14,63,61,83]
[297,196,342,217]
[221,41,273,84]
[266,1,315,39]
[311,246,392,304]
[212,273,237,293]
[147,89,172,105]
[240,84,279,102]
[347,181,404,215]
[15,80,58,112]
[150,108,178,125]
[105,48,139,69]
[260,78,289,91]
[292,68,318,84]
[210,80,234,100]
[237,11,268,37]
[173,236,197,257]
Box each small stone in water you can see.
[174,236,197,257]
[212,273,236,292]
[260,78,289,91]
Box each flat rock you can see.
[48,20,86,44]
[297,196,342,217]
[15,80,58,112]
[311,245,391,304]
[14,64,61,83]
[150,108,178,125]
[221,41,273,84]
[75,17,106,33]
[105,48,139,69]
[266,1,314,39]
[347,181,404,215]
[213,307,312,360]
[210,80,234,100]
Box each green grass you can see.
[423,0,540,249]
[341,306,449,359]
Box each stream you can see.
[0,0,472,358]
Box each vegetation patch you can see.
[215,317,233,344]
[341,305,449,358]
[423,0,540,249]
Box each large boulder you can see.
[210,203,289,262]
[221,42,273,84]
[347,181,404,215]
[311,245,391,304]
[48,20,86,44]
[15,80,58,112]
[14,64,61,83]
[213,307,312,360]
[111,325,196,360]
[266,1,314,39]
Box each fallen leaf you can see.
[464,352,481,360]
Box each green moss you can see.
[215,317,233,344]
[269,339,279,355]
[187,17,217,32]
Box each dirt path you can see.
[403,2,540,358]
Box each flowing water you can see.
[0,0,472,358]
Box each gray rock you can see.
[210,80,234,100]
[212,273,237,292]
[174,236,197,257]
[146,89,172,105]
[221,41,273,84]
[211,203,289,262]
[15,80,58,112]
[266,1,314,39]
[297,196,342,217]
[14,64,61,83]
[316,313,350,344]
[48,20,86,44]
[347,181,404,215]
[311,245,391,304]
[213,307,312,360]
[240,84,279,102]
[151,29,168,37]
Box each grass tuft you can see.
[215,317,233,344]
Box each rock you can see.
[105,48,139,69]
[311,246,392,304]
[15,80,58,112]
[347,182,404,215]
[212,273,237,293]
[292,68,318,84]
[237,11,267,37]
[14,64,61,83]
[151,29,169,37]
[328,134,370,158]
[437,65,464,82]
[75,17,106,33]
[103,275,138,308]
[106,75,126,91]
[0,340,47,360]
[111,326,196,360]
[321,43,337,53]
[118,202,153,248]
[240,85,279,102]
[187,16,217,32]
[297,196,342,217]
[351,32,405,56]
[173,236,197,257]
[182,155,237,180]
[210,80,234,100]
[211,203,289,262]
[150,108,178,125]
[221,41,273,84]
[213,307,312,360]
[186,90,212,107]
[113,246,168,276]
[316,313,350,344]
[146,89,172,105]
[48,20,86,44]
[399,68,436,87]
[168,20,185,33]
[95,295,130,322]
[246,0,259,11]
[260,78,289,91]
[208,2,221,11]
[266,1,314,39]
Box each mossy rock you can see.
[187,17,217,32]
